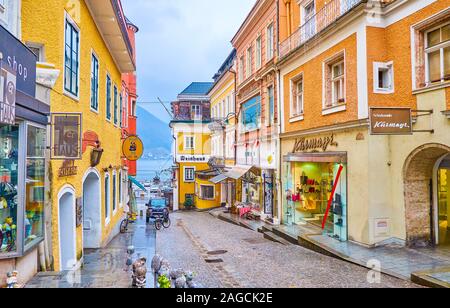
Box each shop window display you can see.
[283,161,347,241]
[25,125,46,250]
[0,125,19,254]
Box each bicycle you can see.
[120,213,134,234]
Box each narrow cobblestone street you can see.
[25,218,156,289]
[156,211,422,288]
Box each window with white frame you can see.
[184,167,195,182]
[112,171,117,213]
[267,85,275,125]
[425,23,450,85]
[374,62,394,93]
[64,16,79,97]
[26,43,45,62]
[184,136,195,150]
[324,53,346,109]
[90,53,99,111]
[191,105,201,120]
[104,173,110,223]
[267,23,274,60]
[239,56,245,82]
[200,185,215,200]
[291,76,304,117]
[246,47,253,78]
[118,170,123,207]
[302,1,316,40]
[256,36,262,69]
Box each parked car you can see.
[146,198,170,229]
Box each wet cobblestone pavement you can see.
[157,211,422,288]
[25,217,156,289]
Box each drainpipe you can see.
[228,68,238,166]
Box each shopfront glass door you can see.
[283,160,347,241]
[0,124,20,256]
[24,124,46,251]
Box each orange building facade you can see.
[278,0,450,247]
[232,0,280,223]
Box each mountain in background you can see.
[136,106,171,156]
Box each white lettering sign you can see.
[176,155,210,163]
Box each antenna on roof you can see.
[157,97,174,119]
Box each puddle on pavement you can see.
[207,250,228,256]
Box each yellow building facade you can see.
[171,82,222,211]
[208,50,238,208]
[22,0,135,270]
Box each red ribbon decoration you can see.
[322,164,344,230]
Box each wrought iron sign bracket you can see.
[411,109,434,134]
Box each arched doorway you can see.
[404,144,450,247]
[58,186,76,270]
[82,169,101,249]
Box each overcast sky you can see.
[122,0,255,122]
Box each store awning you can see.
[128,176,147,192]
[209,173,229,184]
[225,165,253,180]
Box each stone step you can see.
[263,231,292,246]
[271,228,300,245]
[258,225,273,234]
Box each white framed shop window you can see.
[200,185,215,200]
[373,61,394,94]
[112,170,117,215]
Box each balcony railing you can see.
[279,0,364,59]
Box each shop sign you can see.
[0,65,16,125]
[51,113,82,160]
[292,134,338,153]
[0,24,37,97]
[123,135,144,161]
[176,155,210,163]
[370,107,412,135]
[58,160,78,178]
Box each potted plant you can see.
[184,198,194,211]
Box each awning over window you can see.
[128,176,147,192]
[209,174,229,184]
[224,165,253,180]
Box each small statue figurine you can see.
[6,271,18,288]
[132,257,147,288]
[124,246,135,272]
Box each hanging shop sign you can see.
[0,65,16,125]
[369,107,412,135]
[176,155,210,163]
[58,160,78,178]
[292,134,338,153]
[51,113,82,160]
[0,24,37,97]
[123,135,144,161]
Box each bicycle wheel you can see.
[120,219,128,233]
[163,218,171,229]
[155,220,162,230]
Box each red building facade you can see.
[121,16,139,176]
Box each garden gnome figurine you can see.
[132,257,147,288]
[124,246,135,272]
[6,271,18,288]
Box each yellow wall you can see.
[195,178,221,210]
[22,0,124,270]
[177,132,211,155]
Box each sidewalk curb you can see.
[210,211,420,285]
